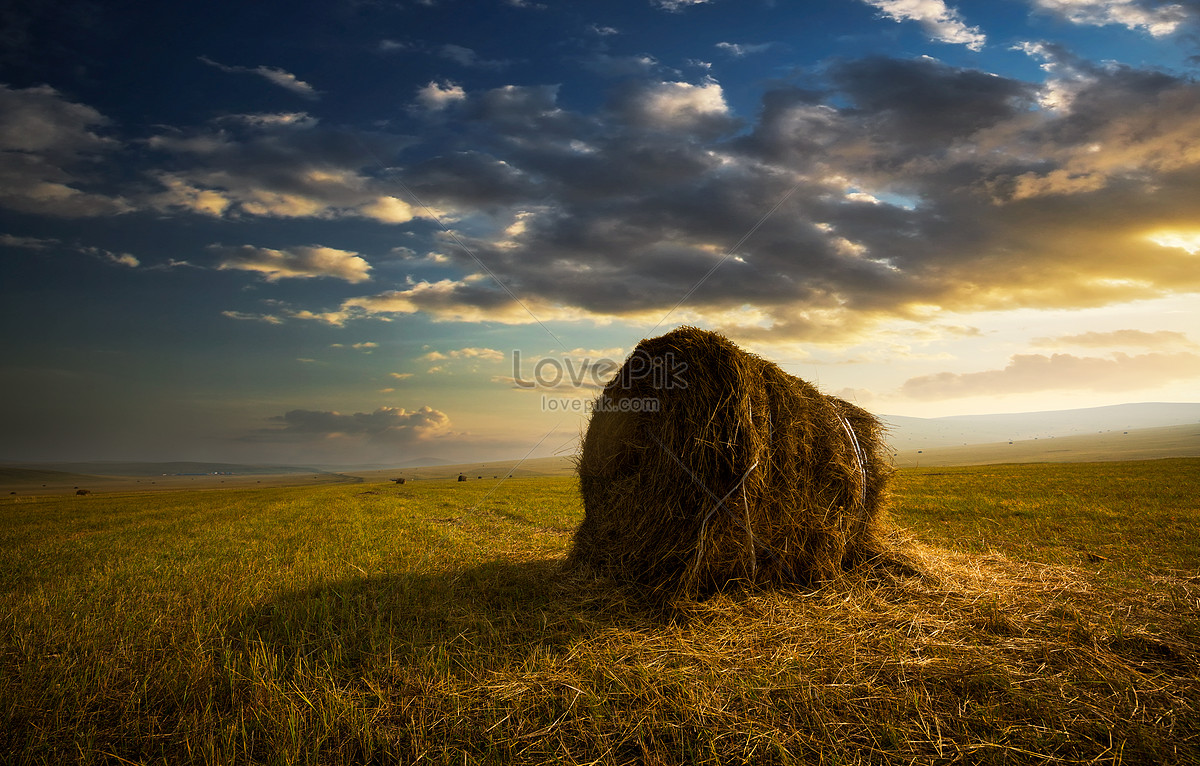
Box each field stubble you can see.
[1,459,1198,764]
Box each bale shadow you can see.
[224,558,670,676]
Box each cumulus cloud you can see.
[213,244,372,283]
[1030,0,1193,36]
[0,84,131,217]
[900,351,1200,399]
[234,52,1198,346]
[10,44,1200,349]
[421,347,505,361]
[417,80,467,111]
[612,79,735,134]
[101,250,139,268]
[860,0,987,50]
[144,117,430,223]
[199,56,319,99]
[256,406,452,443]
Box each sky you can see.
[2,0,1199,467]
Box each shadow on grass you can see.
[224,558,670,677]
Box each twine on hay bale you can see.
[568,326,903,599]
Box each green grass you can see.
[2,460,1198,764]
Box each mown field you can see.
[1,458,1198,764]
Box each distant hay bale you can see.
[569,326,898,599]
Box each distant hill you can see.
[892,423,1200,468]
[882,402,1200,450]
[0,467,114,486]
[7,461,326,477]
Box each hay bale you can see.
[569,326,895,599]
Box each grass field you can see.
[2,458,1198,764]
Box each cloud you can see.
[1033,329,1197,349]
[144,117,429,223]
[12,47,1200,349]
[199,56,319,99]
[421,347,505,361]
[715,41,774,57]
[216,112,318,130]
[221,310,285,324]
[256,406,452,443]
[417,80,467,111]
[0,84,131,217]
[103,251,139,268]
[257,54,1199,346]
[213,244,372,283]
[578,53,662,77]
[0,233,59,249]
[1030,0,1193,36]
[611,79,735,134]
[651,0,714,10]
[900,351,1200,399]
[438,44,509,69]
[860,0,987,50]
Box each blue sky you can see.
[2,0,1199,466]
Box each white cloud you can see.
[213,244,372,283]
[623,80,731,131]
[1031,0,1190,36]
[106,252,140,268]
[651,0,714,10]
[861,0,987,50]
[215,112,317,129]
[1147,230,1200,255]
[417,80,467,111]
[359,195,418,223]
[715,41,774,57]
[421,347,505,362]
[198,56,319,99]
[221,310,284,324]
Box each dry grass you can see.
[1,464,1198,764]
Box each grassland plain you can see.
[1,459,1198,764]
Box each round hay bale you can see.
[569,326,895,598]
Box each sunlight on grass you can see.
[1,461,1197,763]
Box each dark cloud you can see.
[9,52,1200,345]
[827,56,1035,148]
[261,54,1200,343]
[0,84,131,216]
